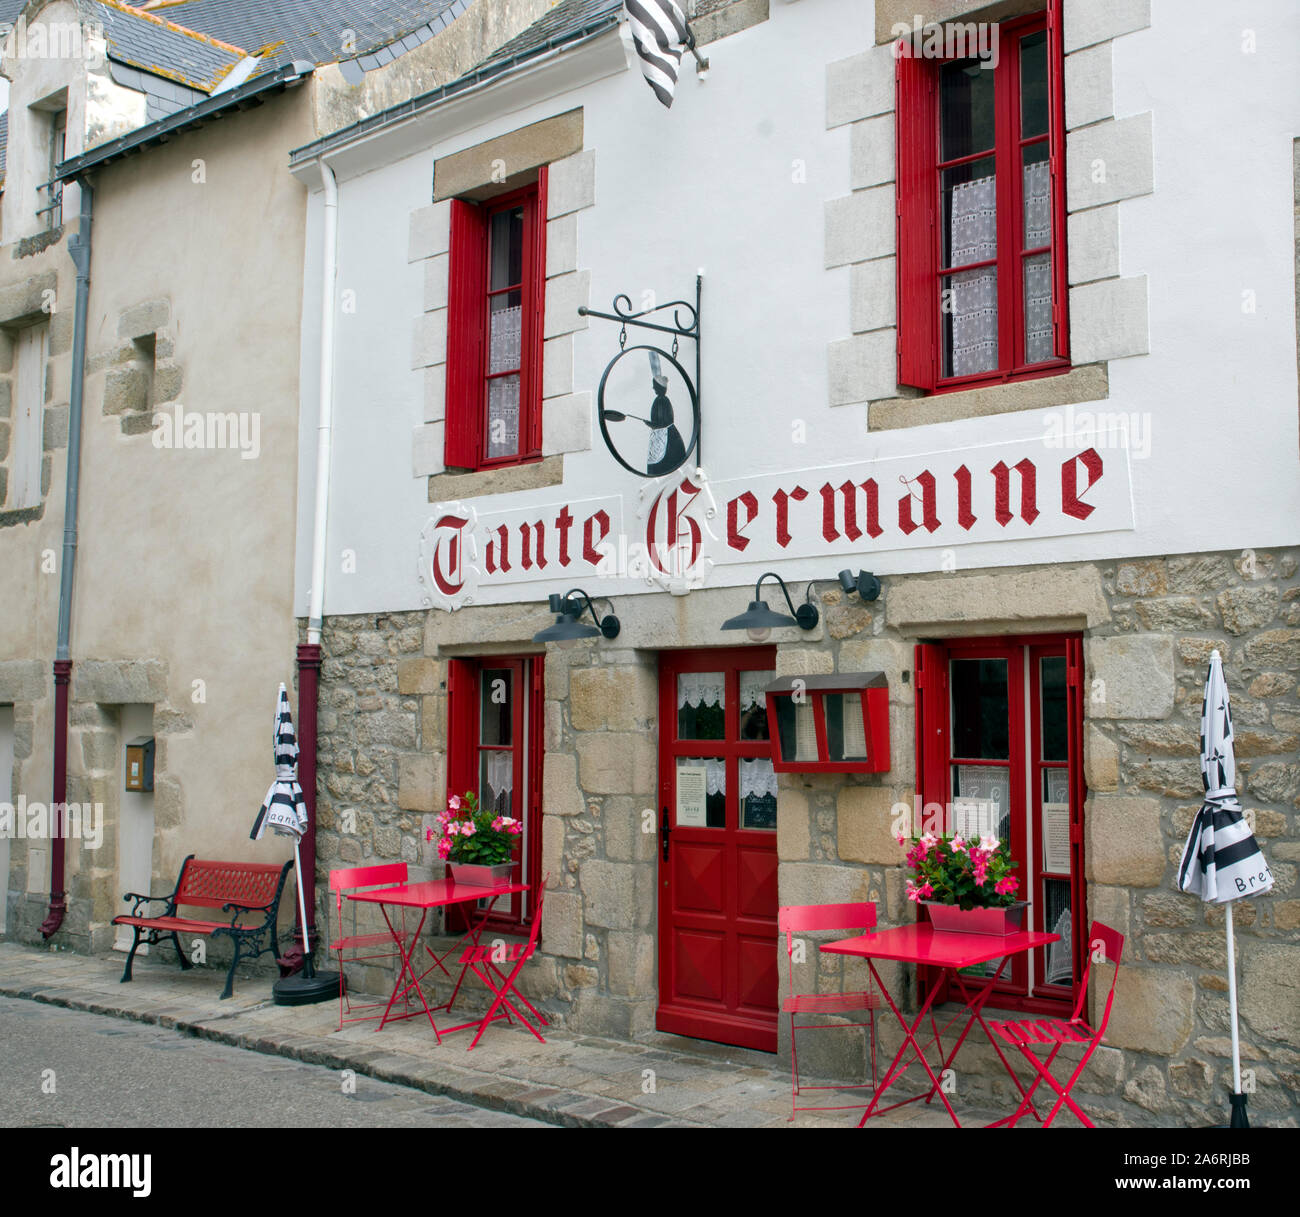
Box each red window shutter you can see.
[445,657,477,801]
[914,641,950,808]
[526,167,549,457]
[1046,0,1070,362]
[1065,635,1086,989]
[444,199,487,470]
[914,640,950,1004]
[895,42,938,391]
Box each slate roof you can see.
[480,0,622,69]
[138,0,468,72]
[97,0,249,91]
[290,0,624,164]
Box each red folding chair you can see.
[328,863,415,1032]
[987,920,1125,1128]
[779,902,881,1119]
[444,878,549,1051]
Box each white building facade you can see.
[289,0,1300,1124]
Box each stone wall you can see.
[310,545,1300,1126]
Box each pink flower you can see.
[906,880,934,903]
[448,795,462,811]
[920,833,938,853]
[995,877,1019,896]
[425,827,435,843]
[896,833,907,847]
[951,836,967,853]
[436,838,452,860]
[460,821,476,836]
[979,834,1000,853]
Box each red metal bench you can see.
[111,854,293,999]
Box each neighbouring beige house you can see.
[0,0,561,965]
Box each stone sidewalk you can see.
[0,941,1007,1128]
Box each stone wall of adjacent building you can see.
[310,545,1299,1126]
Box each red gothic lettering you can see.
[897,471,940,535]
[520,520,546,571]
[1061,447,1104,520]
[992,457,1040,526]
[819,479,884,544]
[484,523,510,574]
[953,465,976,531]
[583,509,611,566]
[727,491,758,552]
[556,505,574,566]
[772,485,809,548]
[646,478,703,574]
[429,513,468,596]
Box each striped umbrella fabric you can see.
[250,682,308,841]
[626,0,691,107]
[1177,651,1274,903]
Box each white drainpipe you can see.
[307,157,338,645]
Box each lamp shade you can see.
[721,600,799,632]
[533,612,601,643]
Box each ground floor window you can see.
[915,634,1085,1013]
[446,655,543,929]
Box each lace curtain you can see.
[486,304,522,458]
[739,757,777,800]
[481,751,513,814]
[678,672,724,710]
[949,162,1055,374]
[949,175,998,376]
[1022,159,1054,364]
[739,670,772,710]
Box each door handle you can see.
[660,806,672,862]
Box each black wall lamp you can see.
[721,573,819,642]
[533,589,621,644]
[839,569,882,603]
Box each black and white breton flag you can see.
[625,0,692,108]
[1178,651,1274,904]
[250,682,308,841]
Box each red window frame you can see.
[445,655,544,931]
[914,634,1085,1015]
[444,169,548,471]
[896,4,1069,394]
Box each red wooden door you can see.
[656,647,779,1052]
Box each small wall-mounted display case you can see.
[763,673,890,773]
[125,736,155,792]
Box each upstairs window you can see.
[35,105,66,230]
[896,8,1068,393]
[444,172,547,471]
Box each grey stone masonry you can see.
[308,546,1300,1127]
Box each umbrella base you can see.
[272,970,340,1006]
[1228,1091,1250,1128]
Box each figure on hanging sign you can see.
[645,352,687,477]
[597,344,699,480]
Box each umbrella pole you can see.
[271,837,338,1005]
[1225,901,1250,1127]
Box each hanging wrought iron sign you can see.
[582,277,702,479]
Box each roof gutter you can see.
[55,58,315,183]
[288,15,621,168]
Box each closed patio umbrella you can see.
[1177,650,1274,1127]
[250,683,337,1005]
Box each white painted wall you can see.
[295,0,1300,618]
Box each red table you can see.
[346,878,527,1042]
[821,923,1059,1127]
